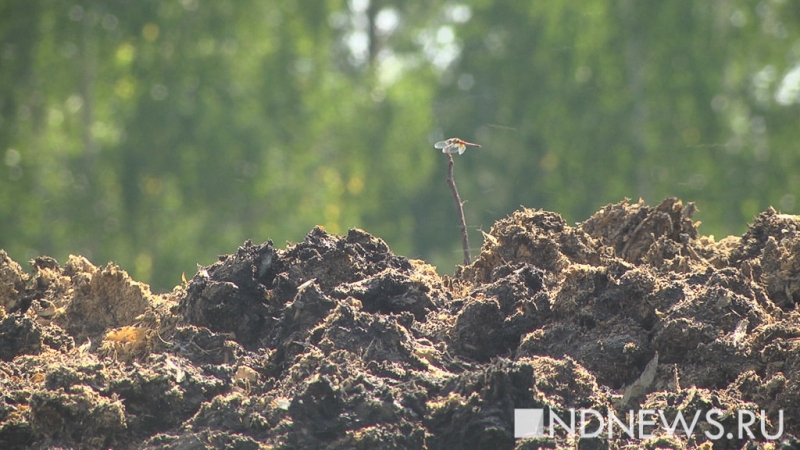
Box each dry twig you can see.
[445,153,471,265]
[435,137,480,266]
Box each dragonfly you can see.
[434,138,481,155]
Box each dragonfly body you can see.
[434,138,481,155]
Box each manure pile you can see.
[1,198,799,449]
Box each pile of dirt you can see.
[1,198,799,449]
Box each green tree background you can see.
[2,0,799,292]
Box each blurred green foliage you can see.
[1,0,799,292]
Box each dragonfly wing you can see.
[434,141,448,149]
[458,144,466,155]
